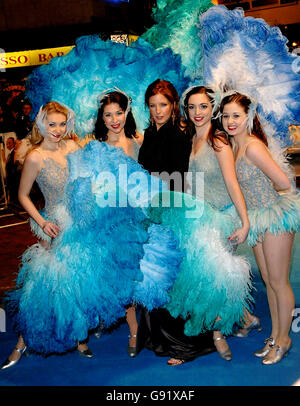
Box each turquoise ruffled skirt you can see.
[246,192,300,246]
[148,192,253,336]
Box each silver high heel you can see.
[127,334,137,358]
[94,323,103,339]
[1,346,28,370]
[262,341,292,365]
[232,316,262,338]
[213,334,232,361]
[253,337,275,358]
[78,346,93,358]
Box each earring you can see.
[172,111,175,124]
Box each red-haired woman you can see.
[138,79,191,192]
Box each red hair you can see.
[145,79,181,125]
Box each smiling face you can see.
[148,93,173,130]
[187,92,213,129]
[6,137,15,150]
[44,112,67,143]
[222,102,248,138]
[102,102,126,135]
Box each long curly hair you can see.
[182,85,229,151]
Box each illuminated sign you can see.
[0,35,139,69]
[0,46,74,69]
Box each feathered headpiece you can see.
[98,87,132,118]
[199,5,300,146]
[35,102,75,136]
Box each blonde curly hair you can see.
[30,101,74,146]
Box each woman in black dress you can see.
[137,79,216,365]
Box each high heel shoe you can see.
[1,346,28,370]
[127,334,137,358]
[213,334,232,361]
[253,337,275,358]
[94,324,103,339]
[78,346,93,358]
[262,341,292,365]
[232,316,262,338]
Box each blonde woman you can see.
[0,102,96,370]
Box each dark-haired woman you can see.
[157,85,254,364]
[219,92,300,365]
[181,86,261,342]
[94,90,143,357]
[95,90,143,160]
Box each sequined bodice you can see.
[36,155,69,214]
[236,156,278,210]
[188,141,233,210]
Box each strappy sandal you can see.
[213,334,232,361]
[167,358,185,366]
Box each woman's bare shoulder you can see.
[135,132,144,146]
[25,148,42,163]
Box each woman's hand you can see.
[229,223,249,245]
[42,221,60,239]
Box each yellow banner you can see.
[0,36,139,69]
[0,46,75,69]
[128,35,139,45]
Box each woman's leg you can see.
[1,335,28,370]
[262,232,295,351]
[126,305,138,355]
[5,335,26,362]
[253,241,279,341]
[213,325,232,361]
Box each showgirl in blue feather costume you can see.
[216,91,300,364]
